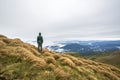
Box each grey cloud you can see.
[0,0,120,41]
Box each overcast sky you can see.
[0,0,120,41]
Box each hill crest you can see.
[0,35,120,80]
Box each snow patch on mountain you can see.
[116,46,120,49]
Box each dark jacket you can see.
[37,35,43,44]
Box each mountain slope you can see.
[46,40,120,55]
[0,35,120,80]
[90,50,120,68]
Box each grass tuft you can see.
[59,57,75,67]
[44,56,56,64]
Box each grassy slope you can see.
[65,51,120,68]
[0,35,120,80]
[89,51,120,68]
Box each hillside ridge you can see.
[0,35,120,80]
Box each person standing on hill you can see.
[37,32,43,52]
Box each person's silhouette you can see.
[37,32,43,52]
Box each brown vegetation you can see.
[54,67,70,80]
[0,34,120,80]
[91,50,120,68]
[53,54,61,60]
[59,57,75,67]
[44,56,56,64]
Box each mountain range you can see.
[45,40,120,56]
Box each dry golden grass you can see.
[42,48,50,53]
[43,52,52,56]
[0,46,46,68]
[53,54,61,60]
[22,44,41,56]
[43,71,51,77]
[66,55,84,66]
[13,41,39,55]
[29,48,41,56]
[0,35,11,45]
[48,63,56,70]
[86,65,99,73]
[97,66,107,71]
[3,39,11,44]
[3,38,38,55]
[0,40,6,48]
[8,38,23,46]
[78,66,92,75]
[54,67,70,80]
[109,65,120,72]
[80,59,94,65]
[0,35,120,80]
[0,34,7,38]
[99,70,120,80]
[88,75,98,80]
[75,66,84,74]
[0,46,17,56]
[64,66,72,71]
[59,57,75,67]
[17,47,46,67]
[44,56,56,64]
[0,35,8,41]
